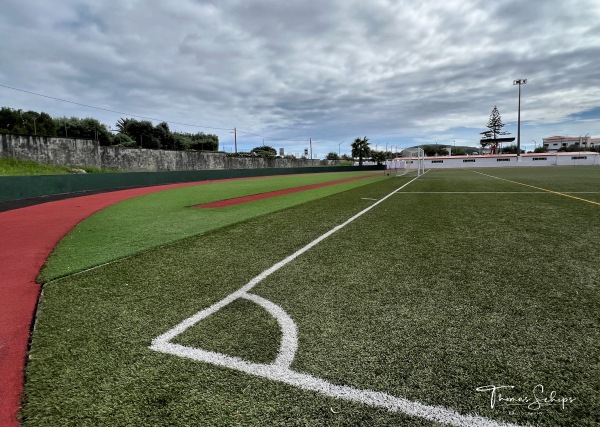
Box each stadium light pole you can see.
[513,78,527,158]
[338,140,343,156]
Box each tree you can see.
[112,133,136,147]
[370,151,386,165]
[422,144,449,157]
[53,117,112,145]
[500,145,523,154]
[251,145,277,157]
[153,122,175,150]
[351,136,370,166]
[114,118,161,148]
[325,152,340,160]
[0,107,57,136]
[481,106,510,140]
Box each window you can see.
[532,157,547,161]
[497,158,510,162]
[432,160,443,163]
[463,159,475,163]
[571,156,587,160]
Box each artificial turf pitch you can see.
[20,168,600,426]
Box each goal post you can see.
[387,148,425,177]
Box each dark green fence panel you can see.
[0,166,383,202]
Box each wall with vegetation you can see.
[0,134,328,172]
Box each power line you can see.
[0,83,233,131]
[236,129,308,143]
[0,83,317,146]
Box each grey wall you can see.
[0,134,329,171]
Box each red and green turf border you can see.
[0,173,378,426]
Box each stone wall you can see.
[0,134,326,171]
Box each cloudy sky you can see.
[2,0,600,156]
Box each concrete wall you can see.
[0,134,326,171]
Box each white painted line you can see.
[242,293,297,369]
[398,191,547,194]
[151,340,521,427]
[398,191,600,194]
[150,174,528,427]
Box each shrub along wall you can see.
[0,134,327,171]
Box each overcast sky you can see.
[2,0,600,156]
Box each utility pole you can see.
[309,138,312,159]
[234,127,237,153]
[513,78,527,158]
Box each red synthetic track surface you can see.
[0,173,376,425]
[0,180,212,427]
[196,174,375,208]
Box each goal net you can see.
[387,148,425,177]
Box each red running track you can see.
[0,181,208,427]
[195,174,375,208]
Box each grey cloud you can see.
[2,0,600,151]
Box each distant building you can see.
[542,135,600,151]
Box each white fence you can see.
[383,152,599,169]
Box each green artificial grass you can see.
[173,298,282,365]
[0,157,114,175]
[39,171,386,282]
[23,168,600,426]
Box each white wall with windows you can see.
[387,153,599,169]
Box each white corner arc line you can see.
[150,173,529,427]
[241,293,298,368]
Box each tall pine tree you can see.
[480,106,510,139]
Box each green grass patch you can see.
[39,171,386,282]
[23,168,600,426]
[0,157,115,175]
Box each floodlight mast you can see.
[513,79,527,158]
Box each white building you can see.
[542,135,600,151]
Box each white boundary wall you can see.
[387,152,599,169]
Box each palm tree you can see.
[115,118,134,134]
[351,136,370,166]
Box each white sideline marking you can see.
[150,174,527,427]
[399,191,600,194]
[399,191,547,194]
